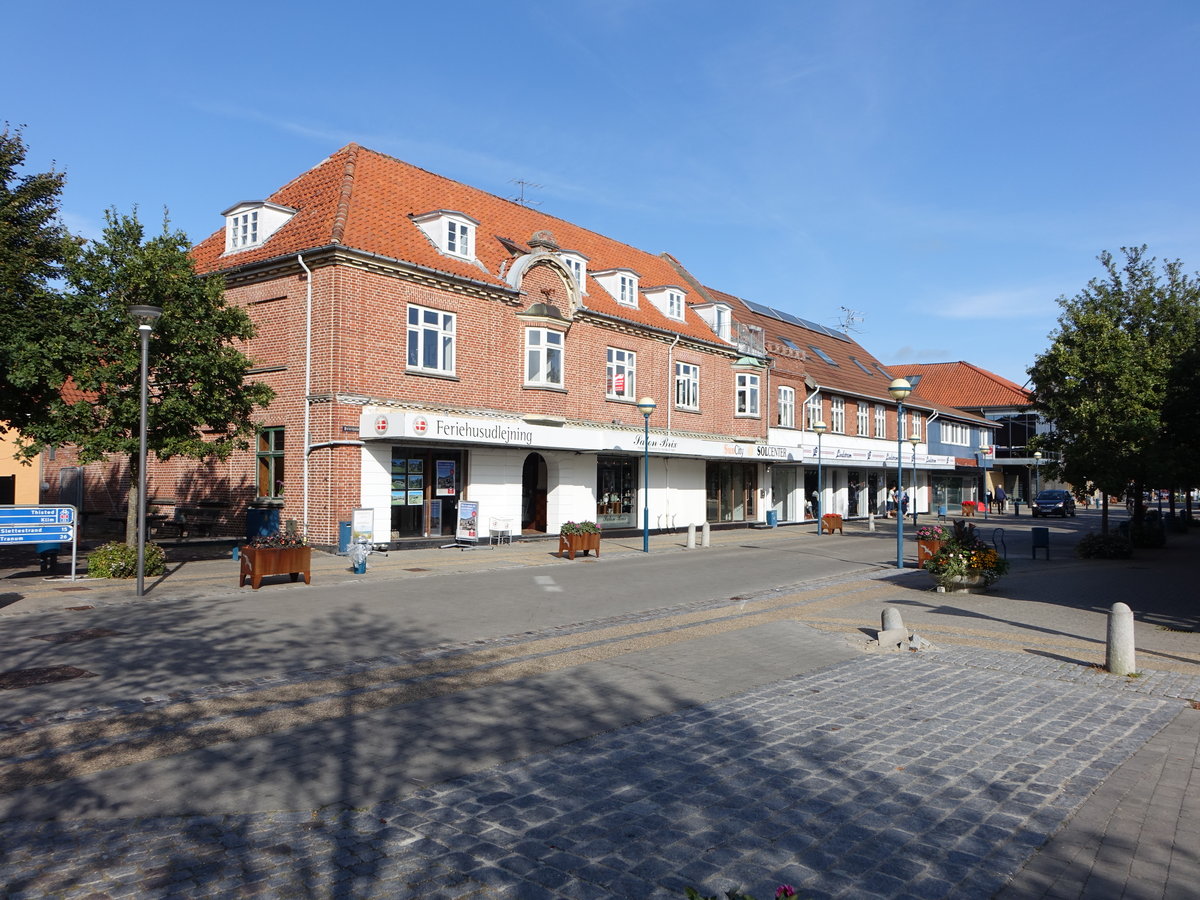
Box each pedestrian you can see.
[887,486,897,517]
[996,485,1007,512]
[986,490,994,512]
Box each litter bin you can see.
[246,507,280,541]
[338,521,352,554]
[765,510,778,528]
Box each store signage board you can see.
[351,508,375,545]
[0,505,79,580]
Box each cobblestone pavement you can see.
[1,518,1197,898]
[2,645,1198,898]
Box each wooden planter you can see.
[558,532,601,560]
[917,539,944,564]
[239,545,313,590]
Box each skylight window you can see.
[778,337,800,351]
[809,346,839,366]
[850,357,874,376]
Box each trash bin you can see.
[338,521,352,554]
[765,510,778,528]
[246,507,280,541]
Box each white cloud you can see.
[928,285,1058,320]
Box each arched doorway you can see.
[522,453,548,533]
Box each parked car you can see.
[1032,489,1076,517]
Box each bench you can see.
[160,505,226,537]
[821,513,844,534]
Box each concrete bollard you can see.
[881,607,905,632]
[1106,602,1137,675]
[701,521,711,548]
[868,513,876,533]
[877,607,908,649]
[686,523,696,550]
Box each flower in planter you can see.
[915,523,951,542]
[247,529,308,549]
[922,520,1008,586]
[559,520,601,535]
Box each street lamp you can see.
[129,304,162,598]
[909,432,920,529]
[1033,450,1042,496]
[812,420,827,533]
[636,397,656,553]
[888,377,913,568]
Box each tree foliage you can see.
[1028,246,1200,530]
[15,209,274,541]
[0,126,70,430]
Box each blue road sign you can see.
[0,506,77,545]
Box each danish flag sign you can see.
[374,415,389,436]
[413,416,428,436]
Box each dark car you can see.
[1032,490,1076,517]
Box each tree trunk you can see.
[125,452,139,547]
[1101,493,1109,534]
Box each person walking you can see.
[996,485,1007,513]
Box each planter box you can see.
[821,514,844,534]
[917,539,944,564]
[558,532,601,560]
[239,545,313,590]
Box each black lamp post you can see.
[888,378,913,568]
[812,420,826,533]
[636,397,656,553]
[129,304,162,598]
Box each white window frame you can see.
[830,397,846,434]
[525,327,564,388]
[675,362,699,411]
[559,252,587,293]
[875,404,887,438]
[942,421,971,446]
[229,210,258,249]
[446,219,473,258]
[736,373,760,417]
[778,386,796,428]
[618,274,638,307]
[856,403,870,436]
[910,412,922,442]
[407,304,456,375]
[805,394,822,429]
[667,290,684,320]
[714,305,731,341]
[607,347,636,400]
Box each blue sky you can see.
[9,1,1199,387]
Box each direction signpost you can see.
[0,506,79,580]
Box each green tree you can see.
[16,209,275,544]
[1028,246,1200,533]
[0,126,70,430]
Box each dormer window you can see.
[222,201,296,254]
[643,285,688,322]
[558,250,588,293]
[412,210,479,260]
[591,269,640,309]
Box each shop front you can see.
[389,447,466,539]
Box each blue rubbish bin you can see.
[246,507,280,541]
[765,510,778,528]
[338,521,352,554]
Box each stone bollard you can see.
[1106,602,1137,675]
[701,521,711,548]
[868,513,876,533]
[686,522,696,550]
[877,606,908,649]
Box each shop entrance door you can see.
[522,453,547,533]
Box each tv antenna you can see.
[836,306,865,334]
[509,179,543,207]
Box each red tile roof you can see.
[901,362,1031,410]
[192,144,721,346]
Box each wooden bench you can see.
[821,513,844,534]
[160,505,226,537]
